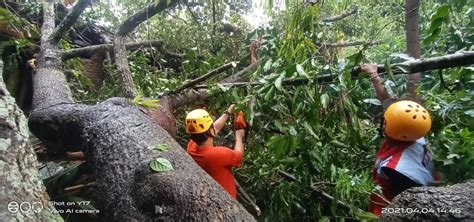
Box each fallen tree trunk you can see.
[194,51,474,88]
[29,98,255,221]
[380,180,474,221]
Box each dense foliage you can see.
[1,0,472,221]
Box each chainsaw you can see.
[233,111,250,140]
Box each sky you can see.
[91,0,274,29]
[242,1,272,28]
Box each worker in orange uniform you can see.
[360,64,435,216]
[185,105,245,199]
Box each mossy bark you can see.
[0,60,63,222]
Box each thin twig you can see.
[64,182,96,192]
[277,170,362,212]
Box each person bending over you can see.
[185,105,245,199]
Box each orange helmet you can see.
[384,100,431,141]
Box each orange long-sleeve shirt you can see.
[187,140,243,199]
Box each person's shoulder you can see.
[186,140,198,152]
[213,145,233,151]
[415,137,426,145]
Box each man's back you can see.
[187,140,243,199]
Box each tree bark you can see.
[0,60,62,221]
[405,0,421,102]
[49,0,92,43]
[29,98,255,221]
[113,0,179,99]
[380,180,474,221]
[319,8,358,24]
[113,36,139,98]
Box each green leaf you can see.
[149,143,170,151]
[131,94,142,106]
[150,158,173,172]
[274,72,284,90]
[264,86,276,101]
[216,83,228,92]
[296,64,309,78]
[264,59,273,72]
[431,5,450,21]
[320,94,330,109]
[354,210,378,220]
[464,110,474,117]
[141,99,160,108]
[384,59,394,81]
[303,122,319,139]
[427,18,444,34]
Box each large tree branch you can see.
[114,37,139,98]
[62,40,165,60]
[320,8,358,24]
[168,60,262,109]
[48,0,92,43]
[323,40,380,48]
[164,61,238,95]
[117,0,179,37]
[34,0,74,110]
[168,89,209,111]
[114,0,179,98]
[194,51,474,89]
[221,59,263,83]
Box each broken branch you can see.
[49,0,92,43]
[278,170,360,212]
[320,8,358,24]
[164,61,239,95]
[64,182,96,193]
[324,40,381,48]
[221,59,264,83]
[62,40,165,60]
[195,51,474,89]
[236,180,261,217]
[117,0,179,37]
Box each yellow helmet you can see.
[185,109,213,134]
[384,100,431,141]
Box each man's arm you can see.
[360,64,392,102]
[234,129,245,154]
[218,129,245,168]
[213,104,235,134]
